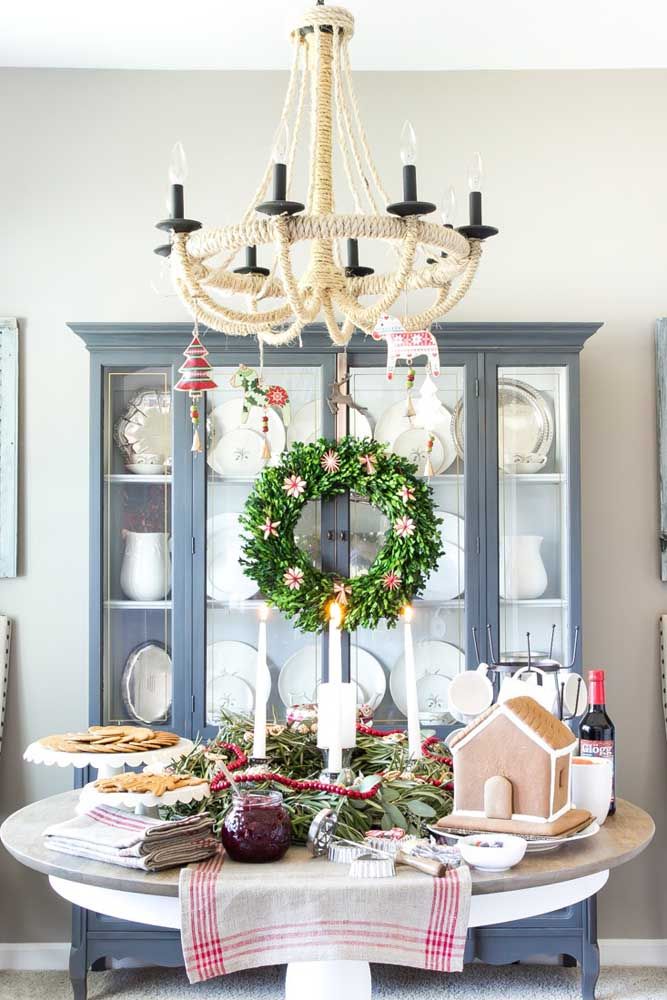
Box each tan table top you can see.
[0,790,654,899]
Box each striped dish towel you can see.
[180,846,471,982]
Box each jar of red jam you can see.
[220,790,291,863]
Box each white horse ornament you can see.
[371,315,441,380]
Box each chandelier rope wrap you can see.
[171,5,483,346]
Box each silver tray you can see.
[121,641,172,724]
[452,379,554,464]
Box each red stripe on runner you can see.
[86,807,150,833]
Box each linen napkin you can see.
[180,846,471,982]
[44,805,217,872]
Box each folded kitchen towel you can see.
[44,805,217,871]
[180,846,471,983]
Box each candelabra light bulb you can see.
[169,141,188,185]
[468,151,484,192]
[400,120,417,166]
[441,185,456,226]
[271,120,290,165]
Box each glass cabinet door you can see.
[346,361,470,728]
[202,362,330,733]
[102,368,173,727]
[496,364,573,665]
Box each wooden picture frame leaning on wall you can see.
[0,317,18,578]
[656,319,667,580]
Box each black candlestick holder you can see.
[457,191,498,241]
[233,245,270,276]
[387,164,436,217]
[154,216,202,256]
[257,162,305,216]
[344,238,374,277]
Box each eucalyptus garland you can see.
[164,712,454,843]
[239,436,444,632]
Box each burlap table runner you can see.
[180,846,471,982]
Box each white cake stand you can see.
[77,778,210,817]
[23,739,194,781]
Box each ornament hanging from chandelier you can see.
[173,315,218,453]
[155,3,498,348]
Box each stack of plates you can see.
[374,398,457,475]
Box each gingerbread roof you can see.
[448,695,576,752]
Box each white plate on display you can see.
[391,428,447,475]
[208,427,267,478]
[374,399,456,473]
[206,513,258,602]
[287,400,321,446]
[423,540,465,601]
[349,409,373,440]
[206,639,271,696]
[278,645,385,709]
[207,675,254,722]
[390,640,465,718]
[416,671,451,720]
[208,398,285,467]
[439,511,465,551]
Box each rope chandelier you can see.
[154,3,498,348]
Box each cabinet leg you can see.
[69,946,88,1000]
[581,895,600,1000]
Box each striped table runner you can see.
[179,846,471,982]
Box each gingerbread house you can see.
[440,695,591,837]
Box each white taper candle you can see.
[252,604,269,759]
[402,605,422,759]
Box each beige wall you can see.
[0,66,665,943]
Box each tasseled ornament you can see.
[424,433,435,478]
[405,366,416,418]
[260,409,271,461]
[174,318,218,454]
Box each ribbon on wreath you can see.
[333,581,352,606]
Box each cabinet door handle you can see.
[339,530,347,542]
[327,530,335,541]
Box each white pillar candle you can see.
[252,604,269,759]
[328,601,343,685]
[402,605,422,759]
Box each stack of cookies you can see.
[38,725,181,755]
[94,773,207,797]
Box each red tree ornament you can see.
[174,321,218,453]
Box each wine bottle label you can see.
[580,739,615,804]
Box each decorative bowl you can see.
[126,464,167,476]
[458,833,527,872]
[503,454,547,475]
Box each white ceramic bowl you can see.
[126,464,167,476]
[459,833,527,872]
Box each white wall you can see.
[0,66,666,942]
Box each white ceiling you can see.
[1,0,666,71]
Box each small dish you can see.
[458,833,527,872]
[126,464,167,476]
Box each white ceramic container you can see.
[499,534,548,600]
[459,833,527,872]
[120,531,171,602]
[571,756,613,826]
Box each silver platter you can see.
[114,389,172,465]
[121,641,172,724]
[452,379,554,464]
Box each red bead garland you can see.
[421,735,453,767]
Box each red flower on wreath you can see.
[320,449,340,473]
[260,517,280,540]
[266,384,289,408]
[382,571,402,591]
[284,566,304,590]
[394,516,416,538]
[283,474,307,499]
[399,484,415,505]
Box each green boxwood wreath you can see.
[239,435,444,633]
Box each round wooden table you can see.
[1,792,654,1000]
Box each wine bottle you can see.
[578,669,616,815]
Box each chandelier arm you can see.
[349,218,420,327]
[345,258,464,297]
[180,280,308,345]
[199,268,286,298]
[437,240,482,314]
[400,287,451,330]
[340,38,392,209]
[321,293,356,347]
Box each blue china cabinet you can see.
[69,320,601,1000]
